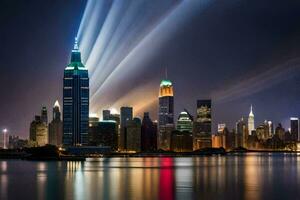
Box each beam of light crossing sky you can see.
[211,57,300,103]
[84,0,214,114]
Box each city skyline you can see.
[1,0,300,137]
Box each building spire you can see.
[249,104,254,117]
[74,37,79,50]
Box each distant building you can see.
[176,110,193,132]
[275,123,285,141]
[256,122,269,141]
[120,107,133,150]
[193,100,212,150]
[126,118,141,152]
[141,112,157,152]
[89,120,118,150]
[290,117,299,141]
[30,115,48,146]
[102,110,111,121]
[158,79,174,151]
[63,38,89,146]
[248,105,255,135]
[170,130,193,152]
[41,106,48,125]
[48,100,63,146]
[236,118,248,148]
[0,129,9,149]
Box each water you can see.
[1,153,300,200]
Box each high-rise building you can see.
[290,117,299,141]
[126,117,141,152]
[158,79,174,150]
[193,100,212,150]
[141,112,157,152]
[170,130,193,152]
[0,129,9,149]
[49,100,63,146]
[275,123,285,141]
[256,122,269,141]
[236,118,248,148]
[89,120,118,150]
[103,110,111,121]
[41,106,48,125]
[30,115,48,146]
[63,38,89,146]
[120,107,133,150]
[176,110,193,132]
[248,105,255,135]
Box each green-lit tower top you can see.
[65,37,86,70]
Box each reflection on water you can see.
[1,153,300,200]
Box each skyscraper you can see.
[49,100,63,146]
[290,117,299,141]
[236,118,248,148]
[176,110,193,132]
[126,117,141,152]
[120,106,133,150]
[193,100,212,150]
[141,112,157,152]
[63,38,89,146]
[102,110,111,120]
[248,105,255,135]
[158,79,174,150]
[30,115,48,146]
[0,129,9,149]
[41,106,48,125]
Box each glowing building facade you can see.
[63,39,89,146]
[248,105,255,135]
[158,79,174,151]
[176,111,193,132]
[193,100,212,150]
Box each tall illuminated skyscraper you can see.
[158,79,174,150]
[63,38,89,146]
[248,105,255,135]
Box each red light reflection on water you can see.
[159,157,175,200]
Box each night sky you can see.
[1,0,300,138]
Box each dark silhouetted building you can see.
[275,123,285,141]
[103,110,111,121]
[89,120,118,150]
[158,79,174,150]
[41,106,48,125]
[193,100,212,150]
[120,107,133,150]
[141,112,157,152]
[49,100,63,146]
[236,118,248,148]
[290,117,299,141]
[170,130,193,152]
[63,38,89,146]
[126,117,141,152]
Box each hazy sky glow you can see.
[1,0,300,137]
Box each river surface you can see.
[0,153,300,200]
